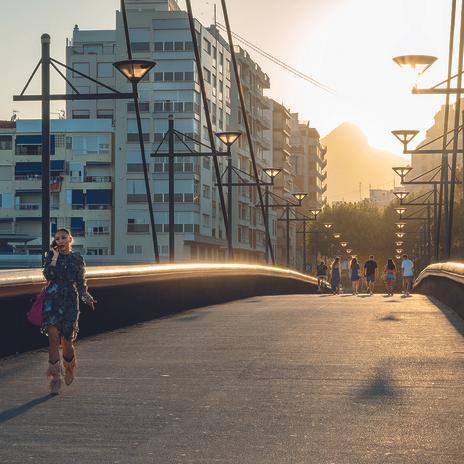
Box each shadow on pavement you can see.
[0,395,54,424]
[355,368,399,401]
[380,314,401,321]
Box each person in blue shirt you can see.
[401,254,414,297]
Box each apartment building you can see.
[66,0,235,261]
[229,46,275,262]
[264,99,297,267]
[0,119,114,255]
[290,114,327,208]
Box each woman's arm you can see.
[75,254,96,308]
[43,250,58,281]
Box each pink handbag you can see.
[27,288,47,327]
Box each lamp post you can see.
[215,131,242,259]
[392,2,464,259]
[113,59,160,262]
[263,168,282,263]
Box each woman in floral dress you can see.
[42,228,96,395]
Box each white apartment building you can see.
[65,0,275,263]
[230,47,276,261]
[0,119,114,256]
[66,0,237,261]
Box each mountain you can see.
[321,122,405,203]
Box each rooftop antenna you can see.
[10,110,19,122]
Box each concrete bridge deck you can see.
[1,294,464,463]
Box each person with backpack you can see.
[316,261,328,292]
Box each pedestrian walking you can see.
[363,255,378,295]
[383,258,397,296]
[350,257,361,295]
[42,228,96,395]
[316,261,328,292]
[401,254,414,297]
[330,257,341,294]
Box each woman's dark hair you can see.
[350,257,358,268]
[387,259,396,270]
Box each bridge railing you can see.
[414,262,464,315]
[0,263,319,357]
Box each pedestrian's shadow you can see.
[0,395,54,424]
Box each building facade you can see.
[0,119,114,255]
[65,0,237,261]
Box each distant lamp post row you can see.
[393,11,464,261]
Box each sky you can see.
[0,0,453,154]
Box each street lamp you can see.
[395,207,407,216]
[395,241,404,247]
[215,131,242,259]
[392,55,437,77]
[333,233,341,239]
[396,248,403,254]
[392,166,413,180]
[393,190,410,202]
[263,168,282,179]
[396,232,406,238]
[340,242,348,248]
[323,223,333,230]
[292,192,308,204]
[391,130,420,152]
[396,222,406,229]
[113,59,156,83]
[310,208,322,218]
[346,249,353,254]
[395,254,402,260]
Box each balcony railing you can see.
[84,176,112,183]
[16,203,40,210]
[127,224,150,234]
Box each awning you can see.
[51,160,65,172]
[15,162,42,175]
[15,135,56,154]
[71,217,85,231]
[72,190,84,205]
[87,189,112,205]
[15,217,41,222]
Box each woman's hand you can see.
[84,295,97,310]
[50,246,59,263]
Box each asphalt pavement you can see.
[1,293,464,464]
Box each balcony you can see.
[127,224,150,234]
[127,194,148,204]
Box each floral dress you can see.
[42,251,92,341]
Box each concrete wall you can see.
[0,264,318,357]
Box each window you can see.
[0,136,12,150]
[203,68,211,83]
[185,71,194,81]
[164,72,174,81]
[185,41,193,51]
[127,217,149,234]
[202,214,210,227]
[73,62,90,77]
[154,72,163,82]
[97,109,114,123]
[127,245,143,255]
[0,192,12,209]
[87,248,109,256]
[202,184,211,199]
[72,110,90,119]
[175,41,184,51]
[164,42,174,51]
[71,135,110,155]
[174,72,184,81]
[87,220,110,236]
[203,38,211,55]
[97,63,113,78]
[154,42,164,52]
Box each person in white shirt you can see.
[401,254,414,297]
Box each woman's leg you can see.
[46,325,62,394]
[47,325,60,364]
[61,337,76,386]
